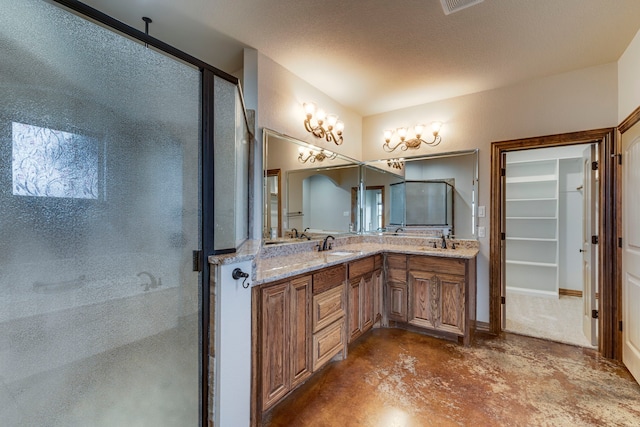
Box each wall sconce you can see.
[303,102,344,145]
[387,158,404,170]
[298,147,338,164]
[382,121,442,152]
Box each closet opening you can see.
[503,144,598,347]
[490,128,619,358]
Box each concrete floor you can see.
[263,328,640,426]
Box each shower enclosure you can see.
[0,1,248,425]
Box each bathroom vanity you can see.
[250,236,478,422]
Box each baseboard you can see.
[559,288,582,298]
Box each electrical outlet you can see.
[343,211,349,217]
[478,226,486,238]
[478,205,486,218]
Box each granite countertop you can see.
[209,235,479,286]
[256,244,476,285]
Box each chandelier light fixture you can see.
[298,147,338,164]
[387,158,404,170]
[303,102,344,145]
[382,121,443,152]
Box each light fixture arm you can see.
[303,103,344,145]
[298,148,337,164]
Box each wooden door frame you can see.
[490,128,620,359]
[351,185,386,231]
[266,169,282,237]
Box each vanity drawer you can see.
[313,264,346,295]
[408,255,465,276]
[348,256,374,279]
[387,253,407,269]
[312,318,345,372]
[312,285,345,333]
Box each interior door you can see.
[582,145,598,346]
[623,122,640,383]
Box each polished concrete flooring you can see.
[263,328,640,426]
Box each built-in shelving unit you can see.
[505,158,559,296]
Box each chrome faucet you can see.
[319,235,335,251]
[137,271,161,291]
[441,235,447,249]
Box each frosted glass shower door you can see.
[0,1,202,426]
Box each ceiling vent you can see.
[440,0,484,15]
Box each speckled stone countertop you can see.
[209,235,479,286]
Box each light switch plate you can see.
[478,205,486,218]
[478,226,486,238]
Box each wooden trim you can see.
[618,105,640,134]
[489,128,618,359]
[351,185,386,231]
[475,321,491,333]
[559,289,583,298]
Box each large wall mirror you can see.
[263,129,360,242]
[263,128,479,243]
[362,150,478,239]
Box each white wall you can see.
[215,261,253,427]
[257,53,363,160]
[619,28,640,123]
[363,62,618,322]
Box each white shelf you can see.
[506,237,557,242]
[506,216,557,220]
[505,156,559,295]
[506,175,557,184]
[506,197,556,202]
[506,260,558,268]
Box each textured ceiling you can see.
[78,0,640,116]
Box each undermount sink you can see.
[326,251,356,256]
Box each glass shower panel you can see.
[213,77,250,252]
[0,1,202,426]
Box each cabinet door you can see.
[408,270,465,335]
[361,273,374,332]
[289,276,311,389]
[348,277,362,342]
[387,281,407,322]
[439,274,465,335]
[261,282,289,411]
[408,271,438,328]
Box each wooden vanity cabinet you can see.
[258,275,312,411]
[347,255,382,343]
[386,254,408,322]
[407,255,476,345]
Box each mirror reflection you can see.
[263,128,479,243]
[263,129,360,242]
[363,150,478,239]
